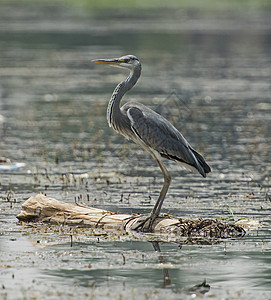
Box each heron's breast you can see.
[111,114,134,140]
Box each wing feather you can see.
[123,102,210,177]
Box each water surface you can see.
[0,2,271,299]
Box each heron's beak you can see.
[92,58,121,66]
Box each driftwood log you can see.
[17,194,245,239]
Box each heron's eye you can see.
[123,58,130,63]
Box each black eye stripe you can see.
[121,56,138,63]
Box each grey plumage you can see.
[92,54,211,231]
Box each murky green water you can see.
[0,1,271,299]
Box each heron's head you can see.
[92,55,140,71]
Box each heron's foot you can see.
[131,214,156,232]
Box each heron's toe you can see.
[131,214,153,232]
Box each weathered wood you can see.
[16,194,179,231]
[17,194,246,239]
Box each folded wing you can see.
[124,102,211,177]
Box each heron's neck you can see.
[107,66,141,128]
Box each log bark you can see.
[17,194,245,239]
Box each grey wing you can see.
[125,104,210,177]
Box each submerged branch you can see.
[17,194,245,239]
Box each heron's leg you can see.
[146,155,172,231]
[132,154,171,232]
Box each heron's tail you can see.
[190,148,211,178]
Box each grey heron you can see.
[92,55,211,232]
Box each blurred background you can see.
[0,0,271,299]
